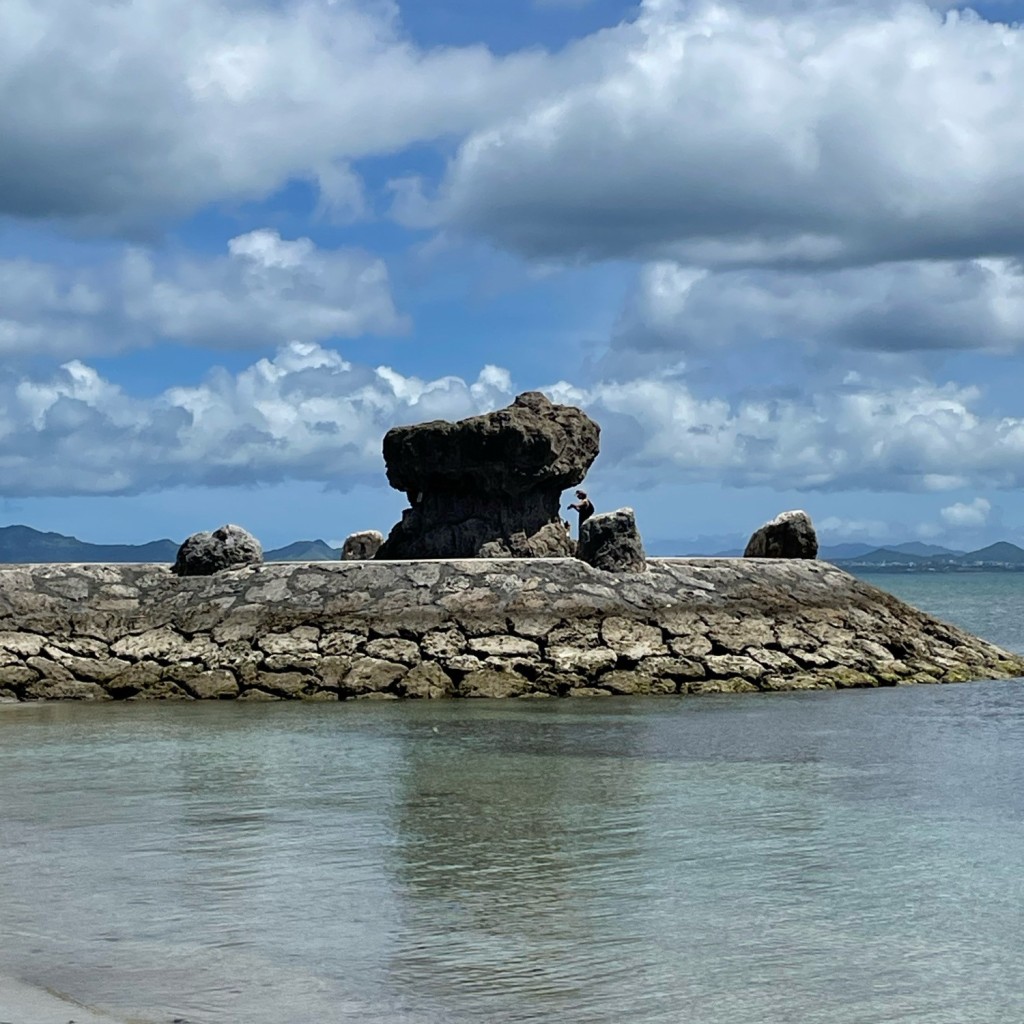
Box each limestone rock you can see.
[599,670,657,695]
[342,530,384,560]
[459,669,531,698]
[600,617,665,661]
[744,510,818,559]
[402,661,454,699]
[468,635,541,659]
[363,637,422,666]
[704,654,766,682]
[23,679,110,700]
[172,524,263,576]
[376,391,599,559]
[577,508,647,573]
[174,668,240,700]
[342,657,406,696]
[546,645,618,678]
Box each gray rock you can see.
[744,510,818,559]
[459,669,531,698]
[341,530,384,560]
[376,391,599,559]
[577,507,647,573]
[3,557,1024,703]
[172,524,263,576]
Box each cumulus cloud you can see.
[0,230,406,357]
[442,1,1024,268]
[617,257,1024,354]
[0,0,562,230]
[545,374,1024,493]
[0,343,515,496]
[940,496,992,527]
[3,343,1024,497]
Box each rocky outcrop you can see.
[172,524,263,576]
[376,392,600,559]
[578,508,647,573]
[0,559,1020,702]
[745,510,818,559]
[341,530,384,561]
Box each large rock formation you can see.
[1,559,1022,701]
[744,510,818,559]
[341,530,384,561]
[172,524,263,576]
[376,392,600,559]
[578,508,648,573]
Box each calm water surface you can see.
[0,574,1022,1024]
[858,570,1024,653]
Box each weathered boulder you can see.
[578,508,647,573]
[376,391,600,559]
[341,530,384,561]
[172,524,263,577]
[744,510,818,559]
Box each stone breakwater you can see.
[0,558,1021,702]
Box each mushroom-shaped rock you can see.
[376,391,600,559]
[744,510,818,559]
[578,508,647,573]
[341,530,384,561]
[172,524,263,576]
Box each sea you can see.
[0,571,1022,1024]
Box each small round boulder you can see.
[172,524,264,576]
[744,510,818,559]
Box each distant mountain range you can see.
[0,525,342,564]
[830,540,1024,570]
[648,535,1024,569]
[2,523,1024,570]
[686,539,1024,569]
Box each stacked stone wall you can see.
[0,559,1020,702]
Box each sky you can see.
[5,0,1024,554]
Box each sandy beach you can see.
[0,974,129,1024]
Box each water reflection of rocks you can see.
[384,705,663,1021]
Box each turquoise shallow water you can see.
[0,573,1022,1024]
[858,570,1024,654]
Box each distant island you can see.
[2,524,1024,573]
[825,540,1024,573]
[0,525,342,564]
[652,537,1024,572]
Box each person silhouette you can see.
[568,490,594,531]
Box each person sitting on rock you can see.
[568,490,594,530]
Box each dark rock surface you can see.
[376,391,600,559]
[578,508,647,573]
[172,524,263,576]
[341,530,384,561]
[744,510,818,559]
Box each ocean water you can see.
[0,573,1022,1024]
[856,570,1024,653]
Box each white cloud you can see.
[940,496,992,527]
[816,516,891,541]
[0,343,515,496]
[3,344,1024,497]
[441,1,1024,269]
[0,0,562,230]
[618,257,1024,354]
[547,374,1024,492]
[0,230,406,357]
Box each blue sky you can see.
[5,0,1024,554]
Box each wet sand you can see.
[0,974,129,1024]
